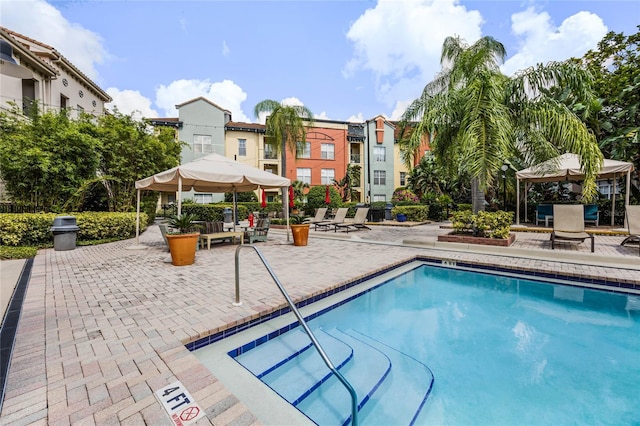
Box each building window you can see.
[374,146,386,162]
[194,193,213,204]
[400,172,406,186]
[194,134,212,153]
[297,142,311,159]
[22,79,36,115]
[373,194,386,202]
[60,95,68,110]
[297,168,311,184]
[597,181,620,200]
[321,143,335,160]
[373,170,386,185]
[264,143,277,160]
[238,139,246,156]
[321,169,335,185]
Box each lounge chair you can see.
[244,218,270,244]
[550,205,594,252]
[621,205,640,256]
[335,207,371,233]
[304,207,328,227]
[316,208,348,231]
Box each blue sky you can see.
[1,0,638,123]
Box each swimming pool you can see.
[193,262,640,425]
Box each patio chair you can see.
[583,204,599,226]
[550,205,594,252]
[620,205,640,256]
[159,223,170,251]
[535,204,553,227]
[304,207,328,227]
[244,218,270,244]
[335,207,371,233]
[316,208,348,231]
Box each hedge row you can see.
[390,205,429,222]
[0,212,147,246]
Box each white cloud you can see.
[0,0,108,82]
[345,0,483,108]
[281,97,304,107]
[314,111,330,120]
[390,100,412,121]
[155,79,251,122]
[222,40,230,57]
[346,113,365,123]
[106,88,159,119]
[501,8,607,76]
[255,97,311,124]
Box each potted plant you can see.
[166,213,200,266]
[290,215,310,246]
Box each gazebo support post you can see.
[516,178,520,225]
[611,175,617,227]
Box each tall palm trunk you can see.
[471,177,485,213]
[281,134,287,219]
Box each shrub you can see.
[0,212,146,246]
[392,188,419,204]
[450,210,513,239]
[182,204,249,221]
[306,186,341,212]
[391,205,429,222]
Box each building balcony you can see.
[263,152,278,160]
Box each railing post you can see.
[233,244,358,425]
[233,245,243,306]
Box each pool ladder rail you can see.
[234,245,359,425]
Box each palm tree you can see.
[291,179,309,203]
[401,36,603,213]
[333,163,361,202]
[254,100,313,217]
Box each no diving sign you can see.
[155,381,206,425]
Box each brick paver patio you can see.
[1,222,638,425]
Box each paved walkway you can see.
[1,223,638,425]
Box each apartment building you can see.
[363,116,396,202]
[392,121,432,190]
[149,98,407,205]
[0,27,111,202]
[0,27,111,117]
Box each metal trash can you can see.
[50,216,80,251]
[384,202,393,220]
[223,207,233,224]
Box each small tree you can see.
[306,185,340,212]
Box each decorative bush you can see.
[451,210,513,239]
[369,201,387,211]
[306,186,341,212]
[182,204,249,221]
[392,188,419,204]
[391,205,429,222]
[0,212,146,246]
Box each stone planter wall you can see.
[438,232,516,247]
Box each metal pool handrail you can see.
[234,245,359,425]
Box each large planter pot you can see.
[438,232,516,247]
[291,224,310,246]
[166,233,200,266]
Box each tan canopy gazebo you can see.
[515,153,634,226]
[132,153,291,246]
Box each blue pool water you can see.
[200,264,640,425]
